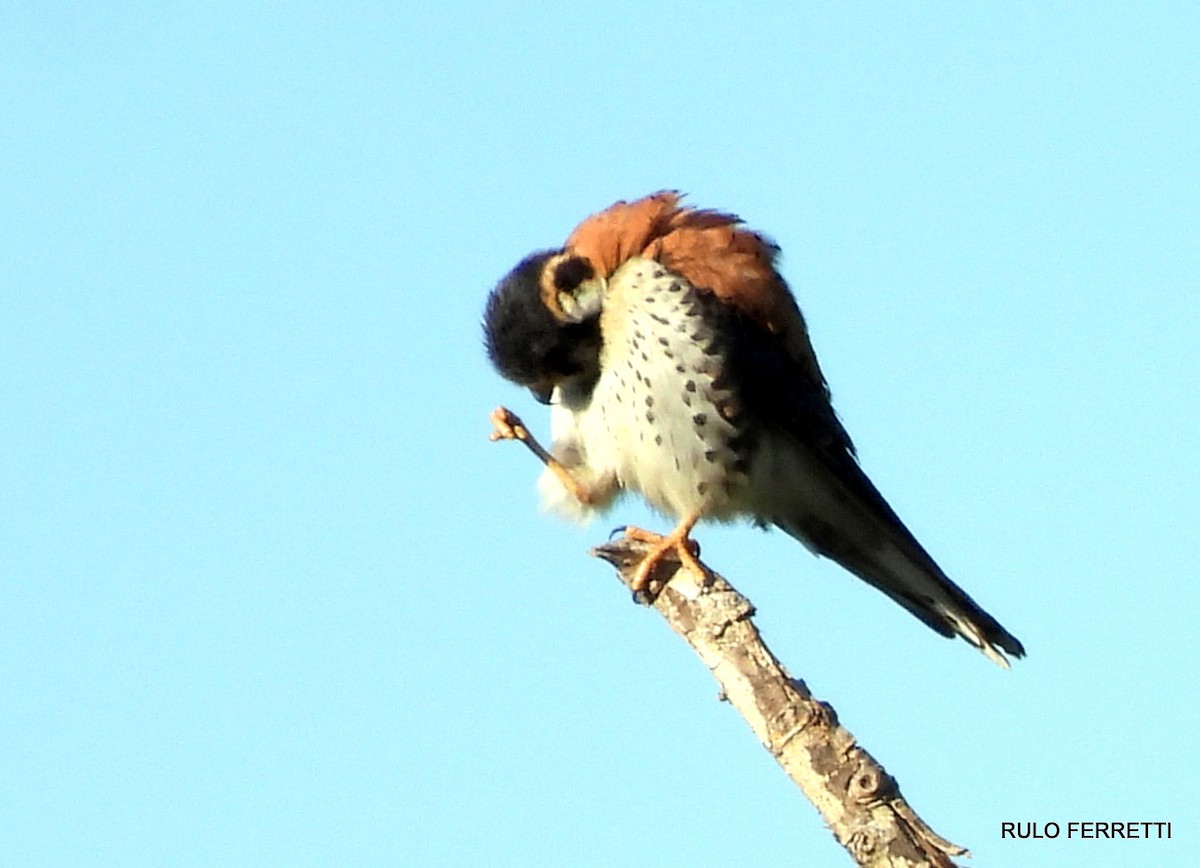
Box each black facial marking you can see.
[552,256,594,292]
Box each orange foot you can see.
[623,514,708,599]
[489,406,530,444]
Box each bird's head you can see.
[483,249,605,403]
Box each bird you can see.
[482,191,1024,667]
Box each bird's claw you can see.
[489,406,526,443]
[616,524,707,603]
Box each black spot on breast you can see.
[654,434,663,446]
[658,337,670,347]
[646,411,655,424]
[693,413,708,428]
[645,396,654,408]
[685,380,697,393]
[704,450,719,463]
[696,482,709,496]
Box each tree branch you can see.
[592,537,969,868]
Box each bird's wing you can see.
[719,296,1025,665]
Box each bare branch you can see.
[592,537,969,868]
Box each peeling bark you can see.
[593,537,968,868]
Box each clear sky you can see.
[3,3,1197,866]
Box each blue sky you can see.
[3,3,1197,866]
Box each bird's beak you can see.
[530,382,555,405]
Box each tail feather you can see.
[777,511,1024,667]
[756,439,1025,666]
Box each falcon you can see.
[482,191,1024,667]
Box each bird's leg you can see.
[623,512,708,597]
[489,406,597,505]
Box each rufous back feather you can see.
[565,191,827,394]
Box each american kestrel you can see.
[483,192,1024,667]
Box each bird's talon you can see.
[489,406,526,443]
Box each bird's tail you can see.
[767,448,1025,667]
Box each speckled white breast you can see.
[567,257,750,520]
